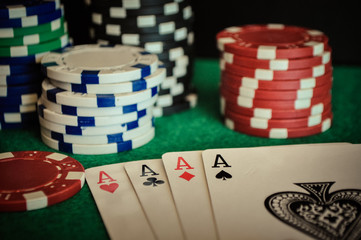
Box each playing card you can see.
[162,151,218,240]
[85,163,155,240]
[202,144,361,240]
[124,159,185,240]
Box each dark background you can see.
[62,0,361,65]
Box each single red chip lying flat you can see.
[0,151,85,212]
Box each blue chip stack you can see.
[85,0,197,117]
[0,0,70,129]
[38,44,164,154]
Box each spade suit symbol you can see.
[215,170,232,180]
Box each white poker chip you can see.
[41,79,159,108]
[41,44,159,84]
[48,67,165,94]
[38,98,152,127]
[38,114,153,136]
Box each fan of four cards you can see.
[86,143,361,240]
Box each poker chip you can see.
[41,126,155,155]
[41,44,159,84]
[89,1,190,18]
[40,94,157,117]
[85,0,175,7]
[0,111,37,124]
[0,63,38,75]
[0,17,64,39]
[91,26,191,45]
[220,97,331,120]
[217,24,333,138]
[0,23,67,46]
[39,113,153,136]
[221,71,333,91]
[225,117,332,139]
[48,67,166,94]
[153,92,197,117]
[220,59,332,80]
[0,5,70,130]
[38,98,151,127]
[225,106,332,129]
[41,79,159,108]
[0,6,64,28]
[0,71,43,85]
[40,119,154,144]
[221,81,332,100]
[37,44,164,153]
[0,92,39,105]
[217,24,329,60]
[0,151,84,212]
[0,0,61,19]
[86,0,196,116]
[222,49,332,71]
[0,103,36,113]
[0,83,41,97]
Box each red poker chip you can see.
[0,151,85,212]
[221,87,331,110]
[222,48,332,70]
[221,59,332,80]
[220,80,332,100]
[221,96,331,120]
[221,70,333,91]
[217,24,329,59]
[224,116,332,138]
[225,106,332,129]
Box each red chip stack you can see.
[216,24,333,138]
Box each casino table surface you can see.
[0,58,361,239]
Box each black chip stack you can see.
[85,0,197,116]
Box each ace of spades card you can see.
[202,144,361,240]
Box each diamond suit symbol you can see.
[179,171,195,181]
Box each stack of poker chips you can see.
[85,0,197,117]
[217,24,333,139]
[0,0,70,129]
[37,44,164,155]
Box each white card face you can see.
[85,163,155,240]
[162,151,218,240]
[124,159,185,240]
[202,144,361,240]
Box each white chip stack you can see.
[38,44,164,154]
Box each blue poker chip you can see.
[0,63,39,76]
[38,114,154,135]
[0,0,60,19]
[0,111,38,124]
[0,103,36,113]
[40,127,155,155]
[0,92,39,105]
[0,71,42,85]
[0,6,63,28]
[0,120,36,129]
[0,83,41,97]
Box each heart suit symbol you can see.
[100,183,119,193]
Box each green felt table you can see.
[0,58,361,239]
